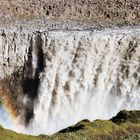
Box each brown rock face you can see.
[0,73,22,119]
[0,0,139,25]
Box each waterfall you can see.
[0,27,140,135]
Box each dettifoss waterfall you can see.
[0,27,140,135]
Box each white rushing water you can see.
[0,27,140,135]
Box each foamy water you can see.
[0,27,140,135]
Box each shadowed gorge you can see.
[21,33,45,125]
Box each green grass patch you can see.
[0,110,140,140]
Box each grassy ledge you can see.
[0,110,140,140]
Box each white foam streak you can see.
[29,28,140,135]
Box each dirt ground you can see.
[0,0,139,26]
